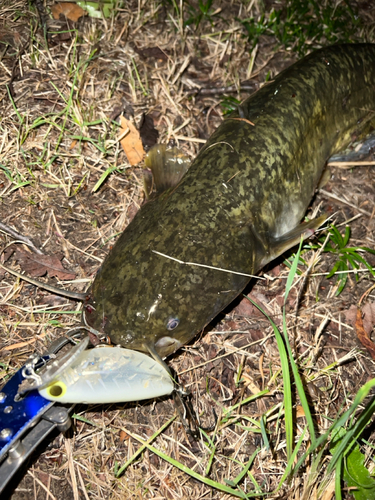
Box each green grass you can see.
[4,35,124,196]
[162,0,363,53]
[220,95,242,116]
[239,0,362,55]
[309,224,375,295]
[185,0,218,29]
[253,241,375,497]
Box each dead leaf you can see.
[355,308,375,360]
[3,245,16,262]
[119,430,129,442]
[15,248,76,280]
[234,291,276,321]
[0,28,25,50]
[0,245,16,279]
[119,116,145,166]
[345,302,375,335]
[296,405,305,418]
[344,304,357,327]
[362,302,375,336]
[51,2,85,22]
[234,297,259,317]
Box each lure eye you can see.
[166,317,179,331]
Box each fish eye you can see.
[166,317,179,330]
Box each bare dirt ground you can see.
[0,0,375,498]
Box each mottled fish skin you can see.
[84,44,375,358]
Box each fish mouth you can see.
[154,336,184,358]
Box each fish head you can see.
[83,245,250,359]
[82,165,255,359]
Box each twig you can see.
[327,160,375,168]
[0,222,44,254]
[319,189,373,217]
[65,439,79,500]
[184,82,258,96]
[27,470,57,500]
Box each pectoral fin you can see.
[259,214,327,267]
[317,168,331,189]
[144,144,191,198]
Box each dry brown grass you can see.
[1,0,375,499]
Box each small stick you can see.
[319,189,373,217]
[0,261,86,301]
[184,83,258,96]
[327,160,375,168]
[0,222,44,255]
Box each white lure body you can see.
[38,346,174,403]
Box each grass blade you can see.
[245,296,293,460]
[124,429,264,498]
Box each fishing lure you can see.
[38,344,174,404]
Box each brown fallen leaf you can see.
[15,248,76,280]
[119,116,145,166]
[296,405,305,418]
[362,302,375,337]
[344,304,357,328]
[234,291,278,323]
[355,308,375,360]
[119,430,129,443]
[51,2,85,22]
[344,302,375,337]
